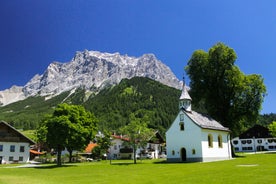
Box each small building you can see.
[109,131,165,160]
[166,81,232,162]
[232,125,276,152]
[0,121,35,164]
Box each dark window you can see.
[0,145,3,152]
[20,146,25,152]
[242,147,253,151]
[19,157,24,161]
[10,145,15,152]
[268,139,273,143]
[208,134,213,148]
[257,140,262,144]
[9,157,13,161]
[218,135,223,148]
[241,140,246,144]
[233,140,239,145]
[179,122,184,131]
[247,140,252,144]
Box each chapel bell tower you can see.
[179,77,192,112]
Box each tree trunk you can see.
[68,149,73,163]
[133,143,137,164]
[57,146,62,166]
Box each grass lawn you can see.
[0,153,275,184]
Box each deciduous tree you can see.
[91,130,112,160]
[37,103,98,166]
[120,113,155,164]
[185,42,266,136]
[268,121,276,137]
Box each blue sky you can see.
[0,0,275,114]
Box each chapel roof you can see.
[184,110,230,132]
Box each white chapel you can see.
[166,80,232,162]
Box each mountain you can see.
[0,50,181,106]
[0,77,181,135]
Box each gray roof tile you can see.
[184,110,230,132]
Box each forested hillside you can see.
[0,91,73,129]
[0,77,181,135]
[0,76,274,136]
[84,77,181,134]
[258,113,276,127]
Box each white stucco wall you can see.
[201,129,231,162]
[166,111,232,162]
[0,142,30,164]
[232,137,276,152]
[109,139,124,159]
[166,111,203,162]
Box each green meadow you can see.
[0,153,275,184]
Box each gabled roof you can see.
[184,110,230,132]
[0,121,35,144]
[239,125,271,139]
[112,135,130,141]
[112,131,165,144]
[148,131,165,144]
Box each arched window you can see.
[179,122,184,131]
[208,134,213,148]
[172,150,175,155]
[218,135,223,148]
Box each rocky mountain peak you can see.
[0,50,181,106]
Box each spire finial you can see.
[182,73,186,87]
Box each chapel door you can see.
[180,148,186,162]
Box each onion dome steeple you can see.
[179,76,192,112]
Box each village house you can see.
[0,121,35,164]
[166,81,232,162]
[232,124,276,152]
[108,131,165,160]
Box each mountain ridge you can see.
[0,50,181,106]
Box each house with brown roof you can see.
[166,82,232,162]
[0,121,35,164]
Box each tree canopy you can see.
[37,103,98,166]
[268,121,276,137]
[91,130,112,160]
[185,42,266,136]
[119,113,155,164]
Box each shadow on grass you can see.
[233,154,246,158]
[265,151,276,154]
[110,162,134,166]
[34,164,77,169]
[152,160,200,164]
